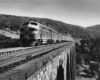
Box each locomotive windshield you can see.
[30,22,37,25]
[23,22,37,26]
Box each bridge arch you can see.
[56,64,64,80]
[66,54,70,80]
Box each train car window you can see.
[29,28,37,31]
[49,29,52,32]
[30,22,37,25]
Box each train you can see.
[19,21,74,47]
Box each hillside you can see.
[0,14,98,39]
[87,25,100,32]
[0,29,19,39]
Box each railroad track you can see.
[0,42,72,74]
[0,45,48,61]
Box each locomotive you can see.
[19,21,73,47]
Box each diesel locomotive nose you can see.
[20,21,40,47]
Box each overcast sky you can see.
[0,0,100,27]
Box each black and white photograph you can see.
[0,0,100,80]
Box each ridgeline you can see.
[0,14,100,39]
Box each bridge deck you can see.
[0,42,74,80]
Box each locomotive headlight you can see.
[33,31,38,34]
[29,28,38,34]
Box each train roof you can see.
[22,21,40,29]
[23,21,60,34]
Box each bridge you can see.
[0,42,76,80]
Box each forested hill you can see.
[0,14,100,39]
[87,25,100,32]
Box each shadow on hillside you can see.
[80,74,92,78]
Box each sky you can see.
[0,0,100,27]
